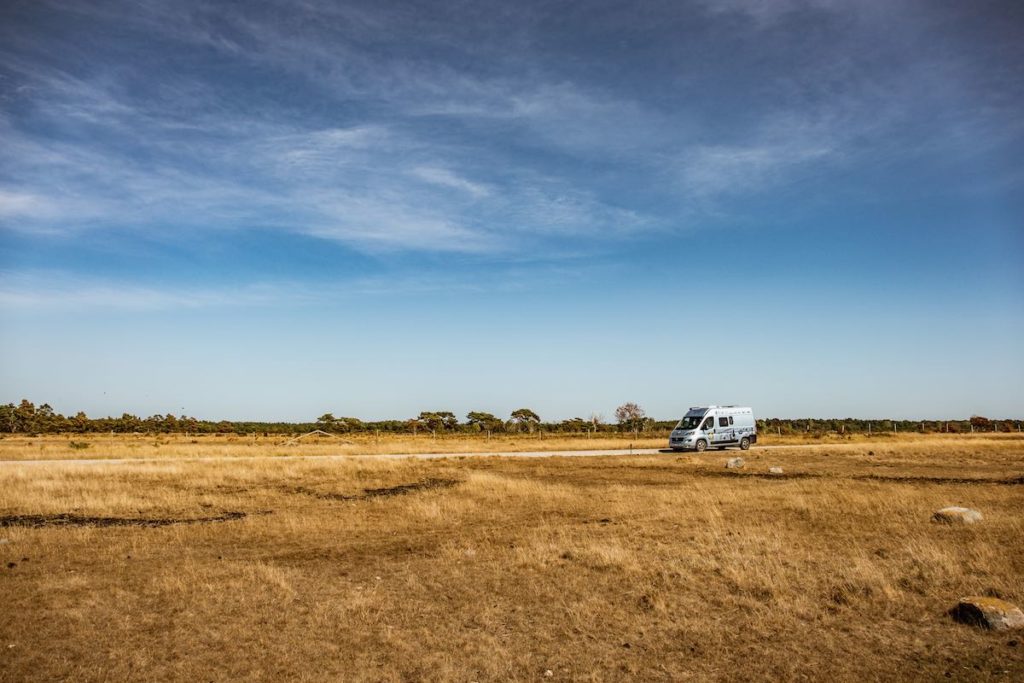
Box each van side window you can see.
[701,417,714,430]
[719,417,728,427]
[729,416,734,425]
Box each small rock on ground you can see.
[768,467,784,475]
[725,457,745,469]
[932,507,983,524]
[953,597,1024,631]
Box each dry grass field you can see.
[0,432,671,462]
[2,435,1023,681]
[0,430,998,461]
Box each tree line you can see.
[0,399,1019,436]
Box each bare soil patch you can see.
[854,473,1024,486]
[693,469,1024,486]
[290,477,460,501]
[0,511,248,528]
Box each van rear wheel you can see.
[695,439,707,452]
[740,437,750,450]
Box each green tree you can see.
[466,411,503,432]
[116,413,143,433]
[70,411,90,433]
[14,399,37,433]
[334,417,364,433]
[35,403,59,433]
[560,417,588,432]
[510,408,540,433]
[0,404,15,433]
[161,414,179,433]
[418,411,458,432]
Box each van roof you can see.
[687,406,752,411]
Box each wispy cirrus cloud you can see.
[0,189,58,220]
[0,259,601,310]
[410,167,492,198]
[694,0,851,25]
[0,270,295,310]
[681,143,832,197]
[2,0,1021,263]
[0,54,658,253]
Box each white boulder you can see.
[932,507,983,524]
[953,597,1024,631]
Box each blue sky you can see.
[1,0,1022,421]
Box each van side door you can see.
[700,415,715,441]
[714,415,735,443]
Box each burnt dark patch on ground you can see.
[0,511,249,528]
[582,518,616,525]
[362,478,460,498]
[690,470,1024,486]
[852,474,1024,486]
[292,477,461,501]
[693,469,821,481]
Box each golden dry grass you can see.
[2,437,1023,681]
[1,430,1018,462]
[0,432,670,461]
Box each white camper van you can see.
[669,406,756,452]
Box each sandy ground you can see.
[0,445,789,466]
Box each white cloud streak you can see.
[0,262,597,310]
[410,167,491,198]
[2,0,1019,255]
[0,57,656,252]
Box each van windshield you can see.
[677,415,705,430]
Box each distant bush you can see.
[69,441,90,450]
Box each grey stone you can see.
[768,467,784,475]
[953,597,1024,631]
[932,507,983,524]
[725,457,745,469]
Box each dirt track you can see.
[0,445,803,466]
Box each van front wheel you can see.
[740,437,751,450]
[695,439,707,452]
